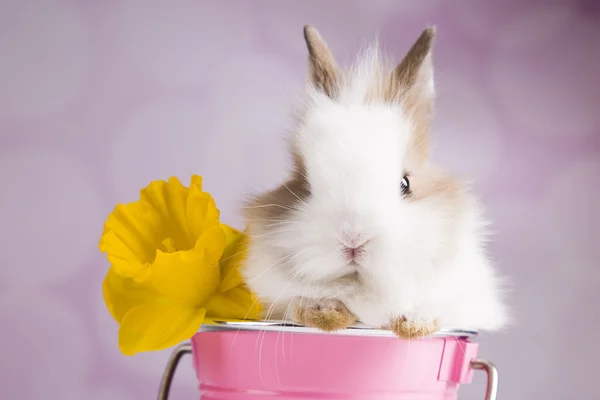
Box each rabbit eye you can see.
[400,175,411,196]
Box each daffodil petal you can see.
[149,248,220,305]
[220,224,241,243]
[205,287,262,320]
[102,270,118,321]
[140,178,192,250]
[143,306,205,351]
[187,192,221,253]
[219,228,249,293]
[102,266,159,323]
[185,189,210,246]
[190,175,203,191]
[118,305,206,356]
[194,225,226,267]
[99,202,163,278]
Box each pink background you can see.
[0,1,598,399]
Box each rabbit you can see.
[241,25,509,339]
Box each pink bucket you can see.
[157,321,498,400]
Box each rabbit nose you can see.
[343,245,363,261]
[341,239,372,262]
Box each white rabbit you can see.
[241,25,509,338]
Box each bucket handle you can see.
[156,344,499,400]
[470,359,499,400]
[157,342,192,400]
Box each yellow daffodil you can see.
[100,175,262,356]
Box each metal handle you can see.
[470,359,499,400]
[157,343,193,400]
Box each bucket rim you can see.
[199,320,478,338]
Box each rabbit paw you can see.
[295,298,357,332]
[387,316,440,339]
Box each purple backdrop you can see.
[0,1,598,399]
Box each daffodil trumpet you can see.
[99,175,262,356]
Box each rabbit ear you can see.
[390,27,436,96]
[303,25,340,98]
[388,27,436,159]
